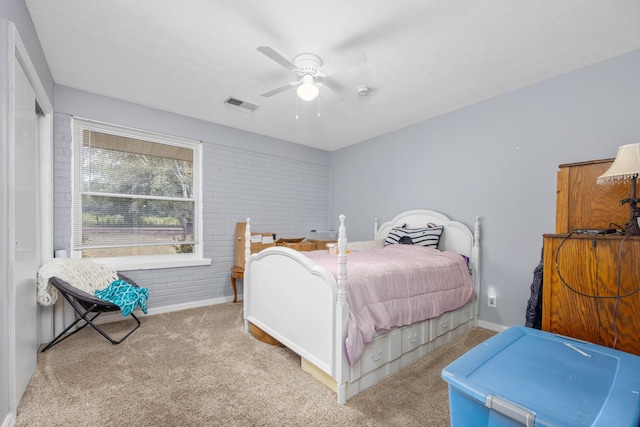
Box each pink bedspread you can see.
[304,244,475,366]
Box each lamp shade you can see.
[296,75,319,101]
[597,143,640,184]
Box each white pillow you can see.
[347,239,385,251]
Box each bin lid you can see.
[442,326,640,427]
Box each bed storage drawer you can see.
[399,319,433,368]
[450,301,474,330]
[355,329,402,377]
[430,301,475,342]
[431,312,453,340]
[401,322,428,354]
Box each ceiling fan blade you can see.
[321,50,367,76]
[257,46,298,71]
[317,79,343,104]
[260,81,299,97]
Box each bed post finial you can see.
[245,218,251,269]
[337,215,347,304]
[474,217,480,249]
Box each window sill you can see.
[89,254,212,271]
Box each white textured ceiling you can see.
[25,0,640,151]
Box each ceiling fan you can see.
[257,46,367,102]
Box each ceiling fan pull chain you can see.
[295,95,299,120]
[317,95,321,118]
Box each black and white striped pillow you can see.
[384,225,443,248]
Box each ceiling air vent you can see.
[224,97,260,112]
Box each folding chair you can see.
[41,273,141,352]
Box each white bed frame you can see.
[243,209,480,404]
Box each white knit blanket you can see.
[37,258,119,306]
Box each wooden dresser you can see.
[542,158,640,356]
[542,233,640,356]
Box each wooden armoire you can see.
[542,159,640,356]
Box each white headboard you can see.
[375,209,476,259]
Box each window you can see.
[72,118,208,269]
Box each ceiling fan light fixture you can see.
[297,74,319,101]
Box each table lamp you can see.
[597,143,640,235]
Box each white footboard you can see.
[244,216,350,402]
[244,246,339,375]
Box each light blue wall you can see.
[331,49,640,328]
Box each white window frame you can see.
[71,117,210,270]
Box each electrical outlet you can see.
[488,288,497,308]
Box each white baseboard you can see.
[2,412,16,427]
[477,320,508,332]
[94,295,237,325]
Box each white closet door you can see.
[13,59,39,403]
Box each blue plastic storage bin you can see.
[441,326,640,427]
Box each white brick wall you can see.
[53,113,73,252]
[53,113,332,308]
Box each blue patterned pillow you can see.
[384,225,443,248]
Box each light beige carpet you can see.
[17,303,495,427]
